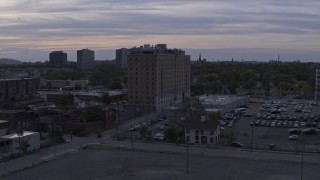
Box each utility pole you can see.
[250,125,254,152]
[186,142,189,174]
[53,127,56,157]
[131,124,134,149]
[300,147,304,180]
[116,102,120,141]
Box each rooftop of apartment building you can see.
[129,44,186,55]
[38,89,127,97]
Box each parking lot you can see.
[118,116,179,142]
[221,99,320,152]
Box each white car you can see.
[288,135,299,140]
[153,133,165,141]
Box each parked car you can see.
[288,135,299,140]
[153,133,165,141]
[231,142,244,148]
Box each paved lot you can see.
[2,148,320,180]
[232,99,320,152]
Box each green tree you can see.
[177,97,205,121]
[58,94,74,109]
[139,126,148,139]
[108,81,123,90]
[85,105,105,122]
[164,127,178,141]
[207,112,222,122]
[101,92,110,105]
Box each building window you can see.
[210,138,214,143]
[195,130,199,135]
[195,136,199,140]
[210,131,214,135]
[200,130,204,135]
[186,136,189,142]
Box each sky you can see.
[0,0,320,62]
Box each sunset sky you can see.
[1,0,320,62]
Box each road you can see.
[1,112,320,178]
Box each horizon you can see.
[1,1,320,62]
[2,47,320,63]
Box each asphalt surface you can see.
[2,111,320,179]
[2,148,319,180]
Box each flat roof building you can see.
[77,49,95,70]
[127,44,190,112]
[0,78,38,109]
[116,48,129,69]
[49,51,67,66]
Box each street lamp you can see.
[250,124,254,152]
[300,144,304,180]
[186,142,189,174]
[116,102,120,141]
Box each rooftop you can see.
[185,119,219,131]
[1,131,39,139]
[0,120,8,124]
[199,94,247,106]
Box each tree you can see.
[58,94,74,109]
[101,92,110,105]
[139,126,148,139]
[85,105,105,122]
[16,129,23,155]
[208,112,222,122]
[177,97,205,121]
[164,127,178,141]
[108,81,123,90]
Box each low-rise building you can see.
[0,131,40,158]
[0,120,9,136]
[199,94,249,113]
[185,117,220,145]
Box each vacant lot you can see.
[3,148,320,180]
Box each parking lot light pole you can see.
[296,138,299,155]
[186,142,189,174]
[131,124,134,149]
[116,102,120,141]
[250,125,254,152]
[300,146,304,180]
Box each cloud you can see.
[0,0,320,61]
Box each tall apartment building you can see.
[49,51,67,66]
[77,49,95,70]
[127,44,190,112]
[315,69,320,100]
[116,48,129,69]
[0,78,38,109]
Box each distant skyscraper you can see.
[77,49,95,70]
[116,48,129,69]
[49,51,67,66]
[127,44,190,112]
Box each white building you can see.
[0,120,9,136]
[0,131,40,158]
[199,94,249,113]
[185,118,220,145]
